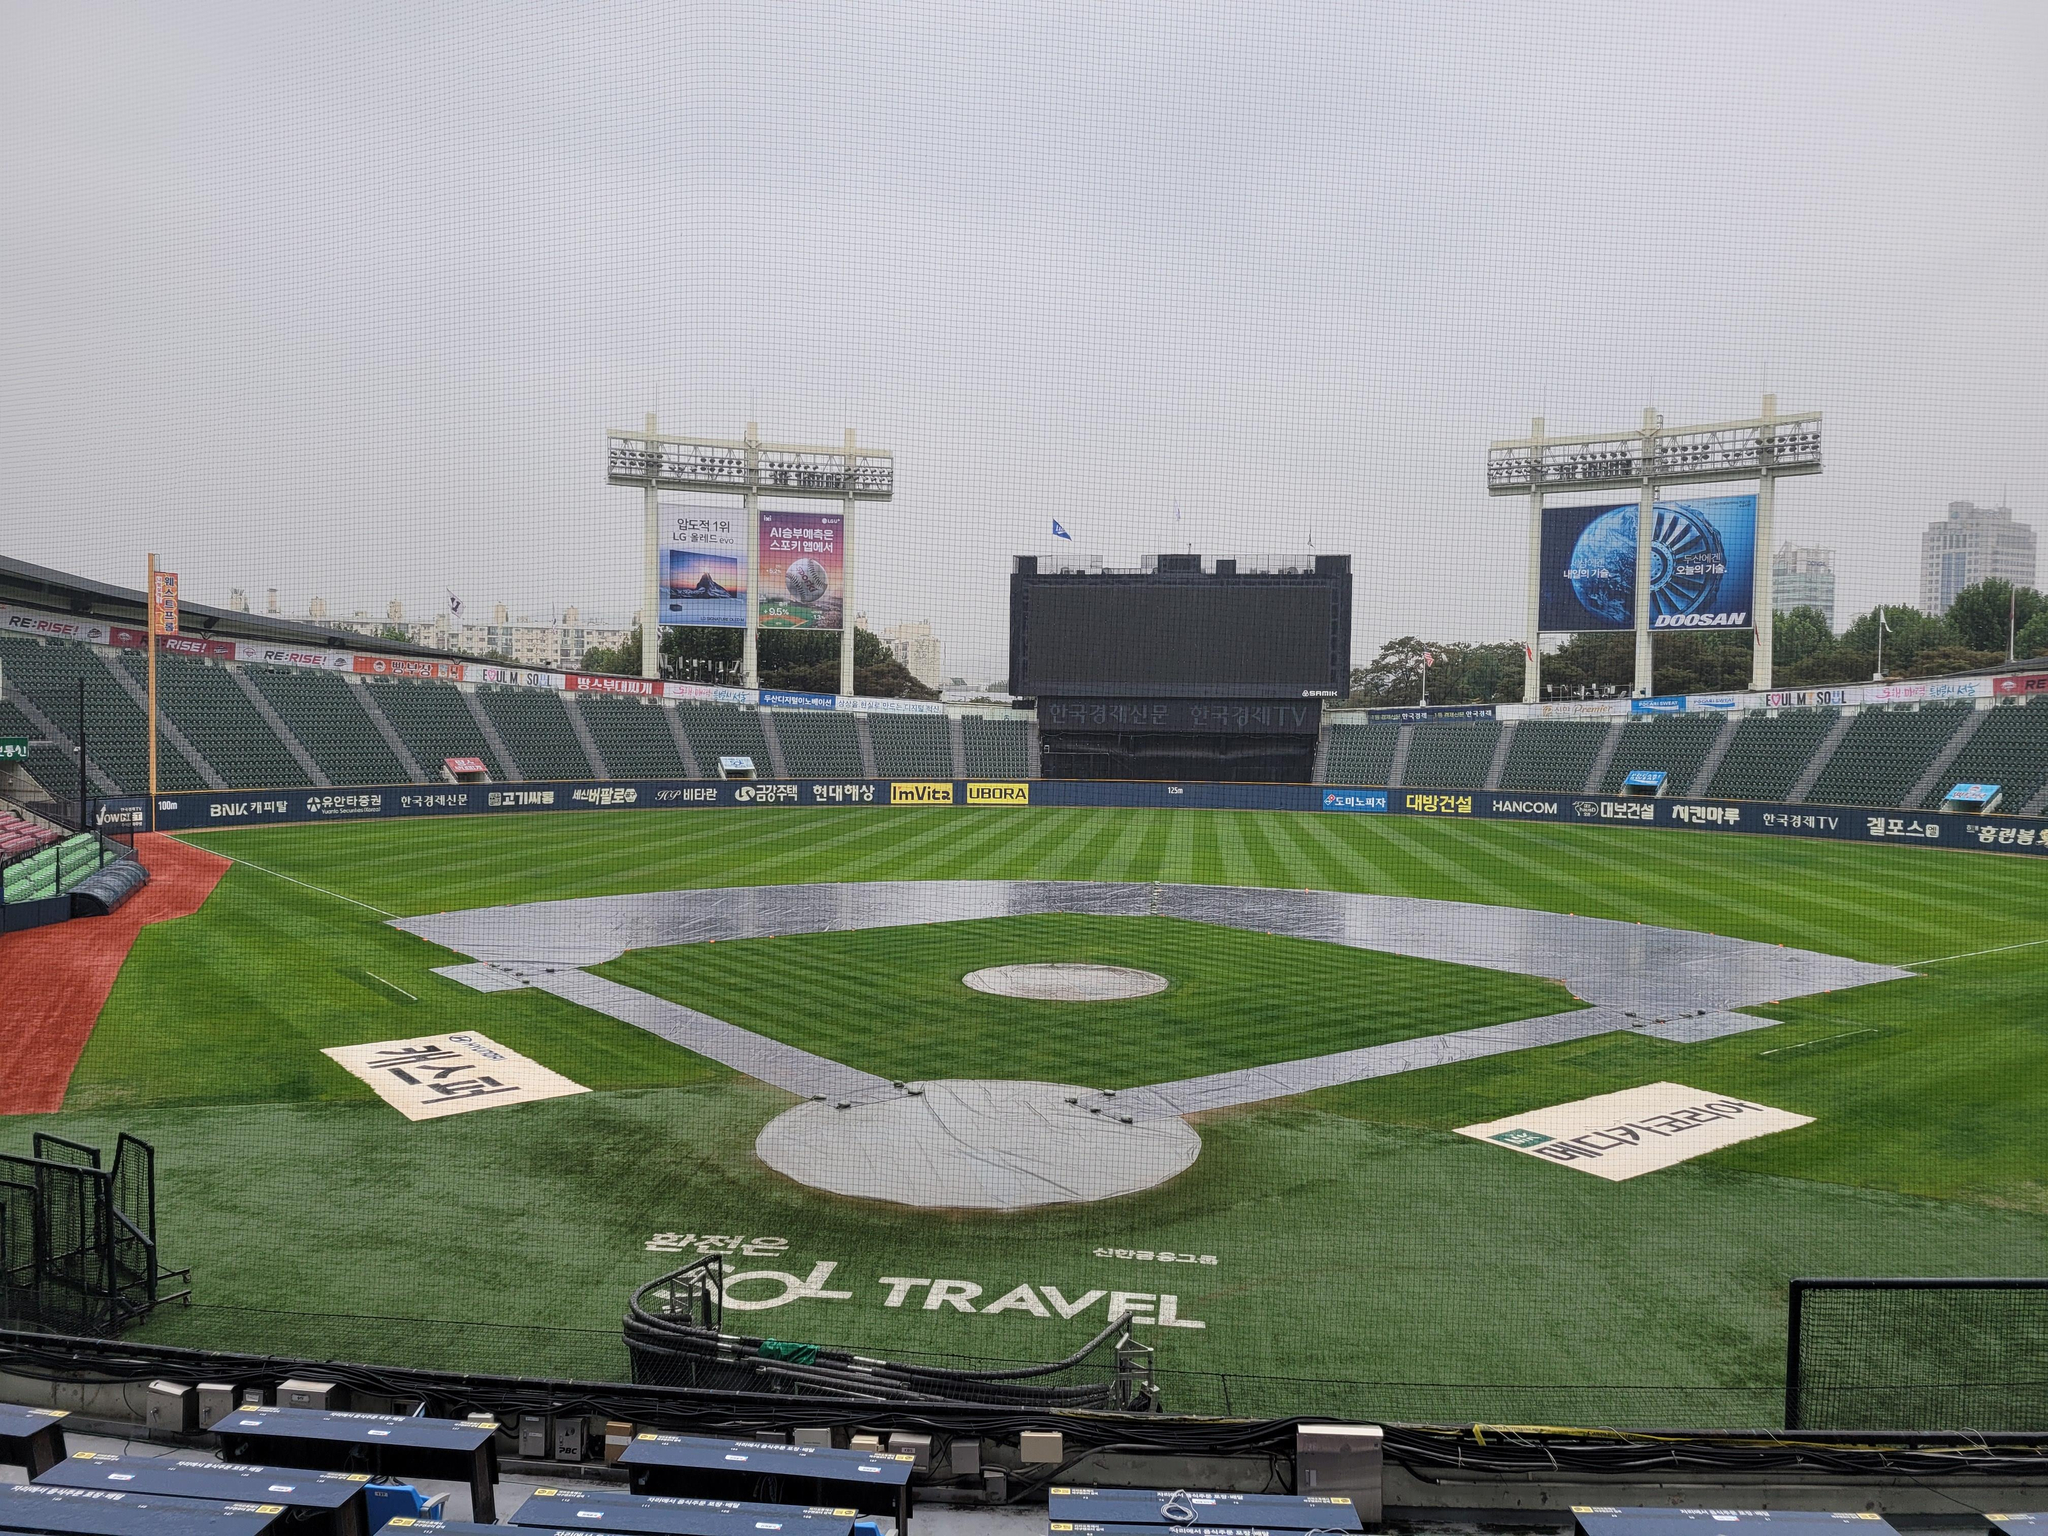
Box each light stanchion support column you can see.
[1749,392,1779,692]
[1632,406,1659,698]
[1523,416,1544,704]
[641,411,660,680]
[145,553,160,828]
[840,427,857,698]
[743,422,761,692]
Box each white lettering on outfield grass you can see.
[1457,1081,1811,1181]
[323,1031,589,1121]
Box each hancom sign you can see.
[1539,496,1756,633]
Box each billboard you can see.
[660,506,746,628]
[1538,495,1755,633]
[759,510,844,630]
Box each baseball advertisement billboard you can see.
[1538,495,1756,633]
[760,510,844,630]
[660,506,746,628]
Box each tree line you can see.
[581,623,939,700]
[1348,579,2047,707]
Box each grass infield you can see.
[15,805,2048,1423]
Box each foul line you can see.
[363,971,418,1002]
[1896,935,2048,969]
[194,844,397,918]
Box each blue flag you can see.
[1052,519,1073,541]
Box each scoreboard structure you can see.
[1010,553,1351,783]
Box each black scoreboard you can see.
[1008,555,1351,700]
[1012,554,1351,783]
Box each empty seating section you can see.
[119,651,309,789]
[963,716,1029,777]
[1921,700,2048,809]
[246,667,409,784]
[0,808,61,861]
[2,831,106,904]
[366,680,506,779]
[0,635,162,792]
[1498,720,1609,793]
[1807,703,1972,808]
[476,687,592,780]
[25,743,81,803]
[1403,721,1500,790]
[1600,713,1727,794]
[676,705,773,774]
[576,694,690,778]
[1323,722,1401,785]
[867,713,952,778]
[1706,710,1836,801]
[773,712,865,779]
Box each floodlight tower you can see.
[607,418,894,692]
[1487,395,1822,700]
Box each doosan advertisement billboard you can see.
[1538,495,1756,633]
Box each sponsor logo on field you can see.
[1404,792,1472,815]
[1574,799,1655,821]
[891,781,955,805]
[734,783,799,804]
[1493,799,1559,816]
[324,1030,589,1122]
[1322,790,1388,813]
[966,782,1030,804]
[1457,1082,1812,1181]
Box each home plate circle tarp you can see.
[962,962,1169,1000]
[755,1079,1202,1209]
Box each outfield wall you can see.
[127,777,2048,855]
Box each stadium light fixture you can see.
[1489,397,1822,700]
[607,420,895,689]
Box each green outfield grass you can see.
[12,804,2048,1423]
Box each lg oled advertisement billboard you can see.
[1538,495,1756,633]
[660,506,746,628]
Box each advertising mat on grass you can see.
[1457,1082,1813,1181]
[323,1031,589,1120]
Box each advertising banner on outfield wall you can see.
[1538,496,1756,633]
[1995,673,2048,697]
[146,775,2048,857]
[660,505,746,628]
[759,510,843,630]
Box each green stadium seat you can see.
[1919,698,2048,810]
[1600,712,1728,794]
[245,667,410,784]
[772,712,865,779]
[1705,710,1836,801]
[1806,703,1973,808]
[1497,720,1609,793]
[675,705,774,777]
[962,716,1029,778]
[1322,722,1401,785]
[1403,721,1499,791]
[365,679,509,780]
[867,713,953,778]
[475,686,594,781]
[576,694,692,778]
[114,651,309,790]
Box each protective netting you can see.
[1790,1282,2048,1430]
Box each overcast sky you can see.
[2,1,2044,679]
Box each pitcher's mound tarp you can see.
[0,834,230,1113]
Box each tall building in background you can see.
[1920,500,2036,615]
[880,619,946,689]
[1772,543,1836,630]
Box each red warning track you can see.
[0,834,231,1114]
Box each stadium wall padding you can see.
[126,779,2048,856]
